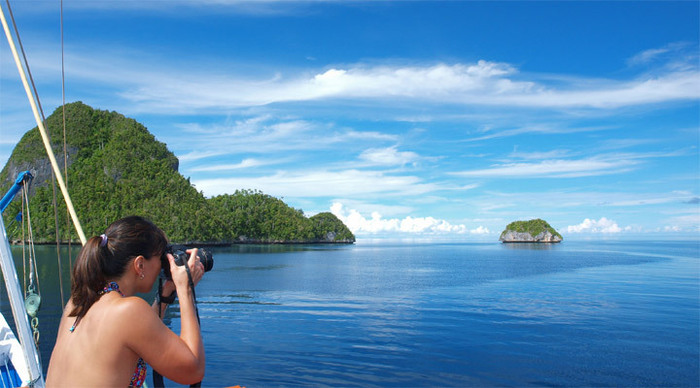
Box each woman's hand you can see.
[166,249,205,291]
[185,249,205,287]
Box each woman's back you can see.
[46,216,205,386]
[47,295,144,387]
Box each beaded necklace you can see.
[99,281,125,297]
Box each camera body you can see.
[161,244,214,280]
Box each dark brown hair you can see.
[69,215,168,318]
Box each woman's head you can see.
[70,216,168,318]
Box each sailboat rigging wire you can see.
[0,1,87,245]
[0,171,45,385]
[22,185,41,347]
[22,186,40,296]
[0,210,44,387]
[20,200,26,294]
[59,0,68,308]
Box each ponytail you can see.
[69,236,107,318]
[69,216,168,318]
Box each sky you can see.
[0,0,698,241]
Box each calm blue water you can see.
[5,240,700,386]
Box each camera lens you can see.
[198,249,214,272]
[160,245,214,280]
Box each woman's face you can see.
[141,253,163,292]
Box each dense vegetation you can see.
[0,102,354,244]
[500,219,562,240]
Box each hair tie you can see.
[99,234,108,247]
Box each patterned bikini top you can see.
[70,282,147,388]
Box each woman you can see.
[46,216,206,387]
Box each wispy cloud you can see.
[464,190,700,230]
[358,146,421,167]
[506,148,574,161]
[164,116,395,159]
[188,158,274,172]
[462,124,612,142]
[627,42,695,67]
[628,48,672,66]
[662,213,700,231]
[452,148,691,179]
[25,44,699,115]
[605,195,696,207]
[193,169,442,198]
[451,157,638,179]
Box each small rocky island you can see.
[499,219,563,243]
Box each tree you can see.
[1,102,355,244]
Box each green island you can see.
[499,219,562,243]
[0,102,355,244]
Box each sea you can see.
[3,239,699,387]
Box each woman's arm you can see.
[126,252,206,384]
[151,252,204,318]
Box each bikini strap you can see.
[70,281,124,332]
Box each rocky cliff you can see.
[499,219,563,243]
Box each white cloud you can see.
[663,213,700,231]
[466,191,700,224]
[451,157,638,178]
[469,226,490,235]
[628,48,671,66]
[507,148,574,161]
[189,158,267,172]
[194,169,440,198]
[328,199,414,218]
[129,62,699,111]
[330,202,468,235]
[22,44,698,114]
[451,148,690,179]
[627,43,693,67]
[176,150,227,163]
[358,146,420,167]
[463,124,613,142]
[117,61,533,111]
[303,61,523,100]
[165,116,393,157]
[567,217,623,234]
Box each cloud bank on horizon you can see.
[0,1,697,239]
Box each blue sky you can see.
[1,1,698,240]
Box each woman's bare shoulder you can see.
[109,296,155,321]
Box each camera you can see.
[161,244,214,280]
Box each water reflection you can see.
[220,244,350,254]
[231,264,289,271]
[501,242,560,250]
[4,242,697,387]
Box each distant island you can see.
[0,102,354,245]
[499,219,562,243]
